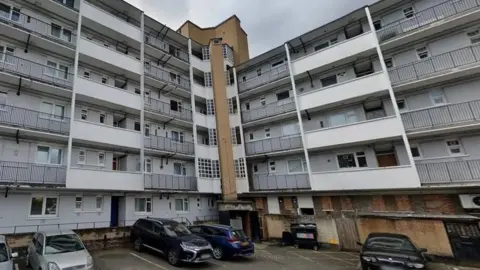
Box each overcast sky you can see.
[125,0,378,57]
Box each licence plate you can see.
[241,242,249,247]
[201,254,211,259]
[296,233,314,239]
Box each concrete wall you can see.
[145,121,194,142]
[77,65,141,96]
[244,119,299,142]
[0,137,67,164]
[0,87,71,115]
[241,84,292,111]
[249,154,306,175]
[237,55,287,83]
[411,134,480,162]
[144,156,195,176]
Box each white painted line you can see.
[130,252,170,270]
[288,251,323,267]
[315,251,356,266]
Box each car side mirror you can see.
[11,252,18,258]
[356,241,363,246]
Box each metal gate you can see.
[335,217,360,251]
[445,222,480,260]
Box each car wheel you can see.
[167,249,180,266]
[212,247,223,260]
[133,237,143,252]
[313,244,319,251]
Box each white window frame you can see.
[265,128,271,138]
[50,23,73,42]
[101,75,108,84]
[384,57,394,69]
[396,98,408,113]
[445,139,464,156]
[410,144,422,159]
[75,196,82,211]
[416,46,429,60]
[336,152,368,169]
[234,159,246,178]
[83,69,90,79]
[44,59,70,80]
[35,145,63,165]
[249,133,254,140]
[430,90,446,105]
[80,108,88,120]
[28,195,59,218]
[173,162,186,176]
[144,158,152,174]
[287,159,306,174]
[0,43,15,64]
[175,198,189,212]
[96,196,103,210]
[0,91,7,111]
[403,6,415,19]
[144,124,150,137]
[99,113,106,124]
[78,149,86,164]
[134,197,152,214]
[204,72,212,87]
[260,97,266,106]
[0,3,20,22]
[40,101,66,121]
[98,152,105,166]
[269,161,276,173]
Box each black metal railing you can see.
[0,9,77,47]
[250,173,310,191]
[242,98,296,122]
[0,161,66,186]
[417,158,480,184]
[144,97,193,122]
[0,104,70,134]
[245,134,303,155]
[144,174,197,191]
[0,53,74,89]
[144,65,191,90]
[377,0,480,42]
[144,135,195,155]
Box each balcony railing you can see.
[0,10,77,47]
[144,33,189,63]
[144,135,195,155]
[144,174,197,190]
[0,53,74,89]
[0,104,70,134]
[417,159,480,184]
[238,64,289,93]
[242,98,296,123]
[402,100,480,131]
[0,161,66,185]
[388,43,480,85]
[245,134,303,156]
[377,0,480,42]
[250,173,310,191]
[53,0,77,10]
[144,65,191,90]
[144,98,192,122]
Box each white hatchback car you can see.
[26,230,94,270]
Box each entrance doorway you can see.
[110,196,120,227]
[445,222,480,260]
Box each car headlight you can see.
[362,256,377,262]
[87,255,94,267]
[47,262,61,270]
[406,262,425,268]
[180,242,198,249]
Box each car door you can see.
[152,223,169,254]
[33,233,45,270]
[201,227,219,246]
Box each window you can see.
[0,44,14,64]
[288,159,305,173]
[175,198,189,212]
[265,128,271,138]
[430,90,446,105]
[208,129,217,145]
[144,158,152,173]
[328,110,357,127]
[260,97,266,106]
[144,124,150,137]
[228,97,238,114]
[174,163,186,175]
[253,164,258,173]
[314,42,329,52]
[396,99,407,112]
[249,133,254,140]
[135,198,152,213]
[101,76,108,84]
[384,58,394,68]
[276,91,290,101]
[403,7,414,18]
[45,60,69,79]
[78,149,86,164]
[321,75,337,87]
[134,122,141,131]
[373,20,382,30]
[83,70,90,79]
[256,68,262,76]
[144,91,150,104]
[0,3,20,21]
[115,79,125,89]
[41,102,65,120]
[446,140,463,155]
[231,127,241,145]
[75,196,82,210]
[245,102,250,110]
[29,196,58,217]
[269,161,276,172]
[234,159,246,178]
[337,152,368,169]
[416,47,429,59]
[50,23,72,42]
[271,60,284,68]
[98,153,105,166]
[202,47,210,60]
[198,158,212,178]
[0,91,7,110]
[206,99,215,115]
[170,100,182,112]
[282,123,300,136]
[80,108,87,120]
[467,30,480,44]
[171,131,184,143]
[36,146,62,165]
[205,72,212,87]
[410,145,421,158]
[99,113,105,124]
[96,196,103,210]
[212,160,220,178]
[330,38,338,45]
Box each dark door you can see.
[250,211,261,242]
[445,222,480,260]
[376,153,398,167]
[110,196,119,227]
[335,217,360,251]
[152,223,168,253]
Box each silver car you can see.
[26,229,94,270]
[0,235,18,270]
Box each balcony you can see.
[144,135,195,156]
[297,72,390,111]
[195,113,216,128]
[82,1,142,41]
[78,37,142,75]
[144,33,189,64]
[67,168,143,191]
[144,98,192,123]
[304,116,404,150]
[377,0,480,49]
[242,98,296,124]
[144,174,197,191]
[250,173,310,191]
[144,65,191,92]
[238,64,290,94]
[71,120,142,150]
[0,105,70,137]
[417,159,480,185]
[402,100,480,136]
[75,77,142,111]
[388,43,480,91]
[291,32,377,76]
[0,54,73,95]
[245,134,303,156]
[310,166,420,191]
[0,9,76,57]
[0,161,66,186]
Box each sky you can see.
[125,0,378,57]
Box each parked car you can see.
[26,230,94,270]
[131,217,213,266]
[0,235,18,270]
[357,232,428,270]
[189,224,254,260]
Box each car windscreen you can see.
[45,234,85,254]
[164,223,192,237]
[230,230,247,239]
[364,236,416,252]
[0,243,8,262]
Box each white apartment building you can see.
[0,0,480,234]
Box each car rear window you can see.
[365,236,416,251]
[230,230,247,239]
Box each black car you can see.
[131,218,213,266]
[357,233,428,270]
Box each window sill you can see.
[134,212,152,216]
[26,215,59,220]
[74,210,103,213]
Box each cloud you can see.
[125,0,378,57]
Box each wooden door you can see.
[376,153,398,167]
[335,217,360,251]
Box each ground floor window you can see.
[135,197,152,214]
[175,198,189,212]
[29,195,58,217]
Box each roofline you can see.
[177,15,248,36]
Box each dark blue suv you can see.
[189,224,254,260]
